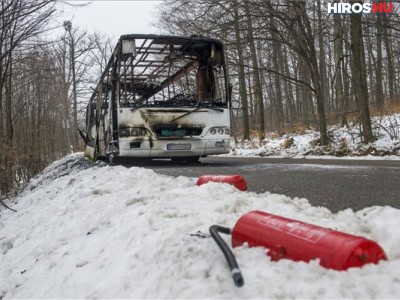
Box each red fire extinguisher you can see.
[196,175,247,191]
[210,211,387,287]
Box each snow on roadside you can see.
[1,153,400,298]
[230,113,400,159]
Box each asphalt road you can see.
[119,156,400,213]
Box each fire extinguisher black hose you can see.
[209,225,244,287]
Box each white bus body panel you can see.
[117,107,230,158]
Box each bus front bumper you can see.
[118,138,230,158]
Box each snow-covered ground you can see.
[1,153,400,298]
[230,113,400,159]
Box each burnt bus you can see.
[81,34,231,163]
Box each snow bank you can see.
[1,154,400,298]
[231,114,400,159]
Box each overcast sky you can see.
[56,0,163,41]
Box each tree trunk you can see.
[69,32,78,150]
[333,12,347,126]
[5,57,13,147]
[4,55,13,193]
[350,4,373,143]
[298,56,311,128]
[244,0,265,141]
[382,14,396,102]
[375,13,384,108]
[294,1,329,145]
[233,1,250,140]
[280,48,295,124]
[270,13,285,134]
[317,1,330,112]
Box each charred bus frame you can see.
[81,34,231,162]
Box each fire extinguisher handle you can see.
[209,225,245,287]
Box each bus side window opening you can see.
[196,60,215,101]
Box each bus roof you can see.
[119,34,224,48]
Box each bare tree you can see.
[0,0,56,195]
[375,13,384,108]
[350,1,373,143]
[232,1,250,140]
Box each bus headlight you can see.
[131,128,139,136]
[119,129,131,137]
[120,127,148,137]
[132,128,147,136]
[208,127,230,136]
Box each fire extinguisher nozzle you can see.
[231,268,244,287]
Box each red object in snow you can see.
[231,211,387,271]
[196,175,247,191]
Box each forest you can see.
[1,0,399,196]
